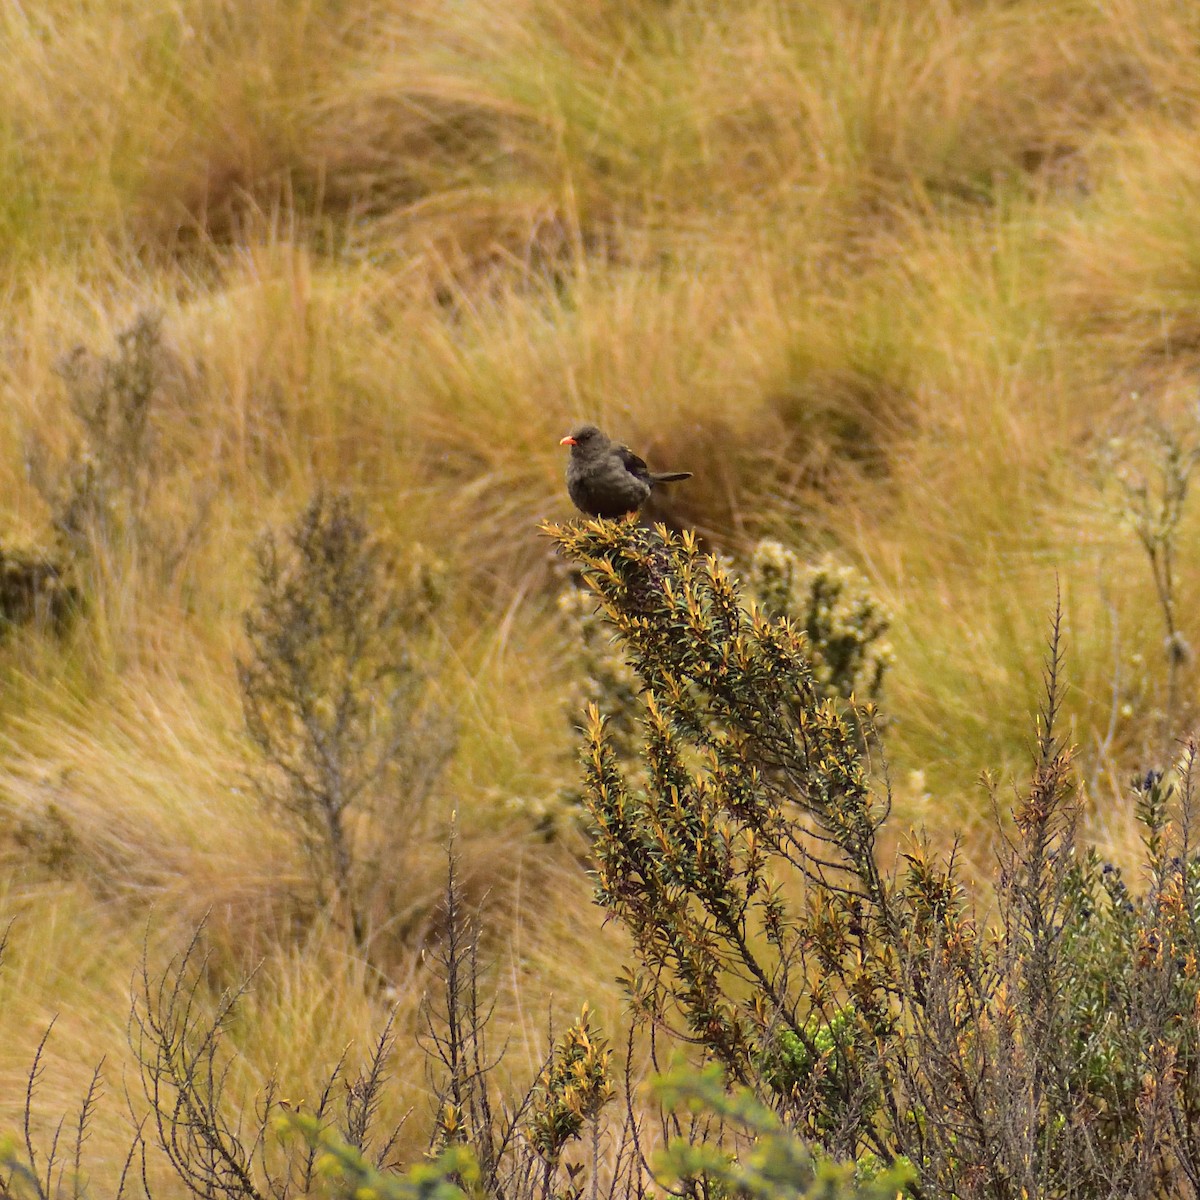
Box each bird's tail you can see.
[650,471,692,483]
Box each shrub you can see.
[239,490,453,950]
[652,1062,913,1200]
[746,543,892,706]
[419,848,630,1200]
[26,313,206,587]
[116,849,891,1200]
[1098,414,1200,748]
[546,516,1200,1199]
[129,918,405,1200]
[123,853,638,1200]
[550,537,892,827]
[280,1059,911,1200]
[15,515,1200,1200]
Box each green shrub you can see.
[547,516,1200,1199]
[745,543,892,705]
[550,537,892,828]
[653,1062,913,1200]
[274,1116,476,1200]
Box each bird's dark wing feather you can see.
[615,444,651,482]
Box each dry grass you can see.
[4,0,1200,1189]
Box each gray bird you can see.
[559,424,692,518]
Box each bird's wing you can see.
[615,444,651,482]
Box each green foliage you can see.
[17,512,1200,1200]
[756,1005,882,1139]
[278,1061,910,1200]
[548,516,1200,1199]
[562,535,892,734]
[528,1005,615,1166]
[277,1115,476,1200]
[552,535,892,854]
[549,520,888,1109]
[239,490,452,947]
[1050,764,1200,1159]
[653,1062,913,1200]
[550,536,891,831]
[746,544,892,705]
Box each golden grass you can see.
[4,0,1200,1186]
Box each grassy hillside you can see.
[3,0,1200,1191]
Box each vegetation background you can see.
[2,0,1200,1191]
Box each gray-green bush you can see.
[239,490,453,949]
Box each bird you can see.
[559,424,692,518]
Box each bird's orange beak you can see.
[559,435,577,446]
